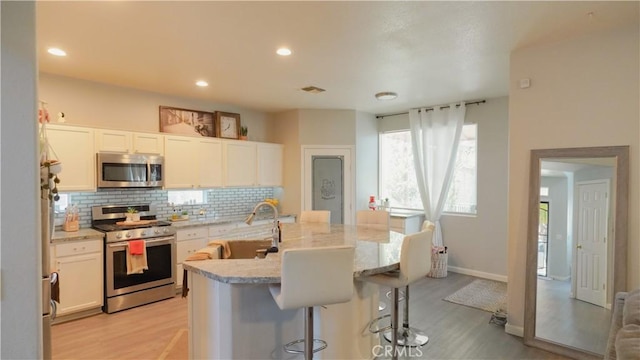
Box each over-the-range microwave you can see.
[97,153,164,188]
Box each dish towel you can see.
[207,240,232,259]
[127,240,148,275]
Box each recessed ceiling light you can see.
[195,80,209,87]
[276,48,292,56]
[47,48,67,57]
[375,92,398,100]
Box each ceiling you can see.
[36,1,638,115]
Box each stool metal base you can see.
[383,327,429,347]
[379,301,387,311]
[284,338,327,355]
[385,290,405,302]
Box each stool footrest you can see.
[369,314,392,334]
[283,339,328,354]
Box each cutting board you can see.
[116,219,157,226]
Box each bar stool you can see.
[299,210,331,224]
[356,209,390,230]
[269,245,355,360]
[361,228,433,358]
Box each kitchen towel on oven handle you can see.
[126,240,148,275]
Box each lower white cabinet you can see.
[176,228,208,288]
[390,214,425,234]
[52,239,103,317]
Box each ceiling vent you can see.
[301,86,326,94]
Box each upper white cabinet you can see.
[45,124,96,191]
[164,135,197,189]
[197,137,223,188]
[223,141,257,187]
[95,129,163,155]
[257,143,283,187]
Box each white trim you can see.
[448,266,508,283]
[505,323,524,337]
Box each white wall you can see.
[269,110,301,216]
[377,96,510,279]
[1,1,41,357]
[355,111,378,210]
[298,109,356,145]
[541,176,569,279]
[507,23,639,332]
[39,73,271,141]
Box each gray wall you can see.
[377,96,509,279]
[1,1,41,357]
[541,176,570,279]
[355,111,379,210]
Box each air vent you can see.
[301,86,326,94]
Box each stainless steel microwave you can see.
[97,153,164,188]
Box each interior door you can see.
[575,180,608,307]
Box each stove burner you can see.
[92,221,172,232]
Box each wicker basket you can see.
[428,252,448,278]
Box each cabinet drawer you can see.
[177,238,207,263]
[176,227,208,241]
[208,223,237,238]
[55,240,102,257]
[390,217,405,230]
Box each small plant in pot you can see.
[239,126,248,140]
[181,210,189,220]
[126,207,140,222]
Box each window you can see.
[53,193,69,214]
[379,124,477,215]
[167,190,206,205]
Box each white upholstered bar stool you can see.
[269,245,355,360]
[299,210,331,224]
[356,209,390,230]
[362,228,433,358]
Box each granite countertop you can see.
[182,223,404,284]
[169,214,295,229]
[51,228,104,243]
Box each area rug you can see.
[444,279,507,313]
[157,328,188,360]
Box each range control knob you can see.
[163,228,169,233]
[125,232,132,238]
[116,233,123,239]
[140,231,147,237]
[154,229,161,234]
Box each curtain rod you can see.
[375,99,486,119]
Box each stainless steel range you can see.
[92,204,176,313]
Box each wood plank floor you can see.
[52,273,568,359]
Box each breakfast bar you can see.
[183,223,405,359]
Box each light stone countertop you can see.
[182,223,405,284]
[51,228,104,243]
[169,214,295,229]
[390,209,425,218]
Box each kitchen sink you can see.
[227,239,273,259]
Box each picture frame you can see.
[215,111,241,139]
[159,106,216,137]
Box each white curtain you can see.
[409,102,466,246]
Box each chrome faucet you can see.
[245,201,280,253]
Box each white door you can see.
[302,146,354,225]
[575,180,608,307]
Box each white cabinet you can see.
[257,143,283,186]
[164,135,198,188]
[45,124,95,191]
[176,227,208,288]
[224,141,257,187]
[52,239,103,317]
[95,129,163,155]
[197,137,223,188]
[390,214,425,234]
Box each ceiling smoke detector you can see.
[375,92,398,100]
[301,86,326,94]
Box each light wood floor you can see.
[52,273,567,360]
[535,278,610,355]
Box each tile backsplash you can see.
[57,187,275,228]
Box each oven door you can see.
[105,236,176,297]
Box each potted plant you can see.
[181,210,189,220]
[239,126,248,140]
[126,207,140,222]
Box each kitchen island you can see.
[183,222,405,359]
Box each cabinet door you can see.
[224,141,257,187]
[257,143,283,186]
[95,129,131,153]
[176,238,206,287]
[46,125,95,191]
[197,138,223,188]
[133,133,164,155]
[55,251,103,316]
[164,135,197,189]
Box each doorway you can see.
[537,201,549,277]
[302,146,354,225]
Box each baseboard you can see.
[447,266,508,283]
[550,275,570,281]
[505,323,524,337]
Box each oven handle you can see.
[108,236,175,248]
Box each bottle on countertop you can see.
[368,195,376,211]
